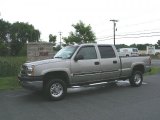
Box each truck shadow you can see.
[23,81,131,102]
[66,81,131,99]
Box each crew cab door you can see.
[98,45,121,80]
[71,45,101,84]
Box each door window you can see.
[76,46,97,60]
[98,46,116,58]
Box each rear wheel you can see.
[129,71,143,87]
[44,79,67,101]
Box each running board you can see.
[70,81,118,88]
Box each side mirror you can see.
[74,55,84,61]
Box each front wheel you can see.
[129,71,143,87]
[44,79,67,101]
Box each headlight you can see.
[27,65,35,76]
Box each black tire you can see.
[129,71,143,87]
[44,79,67,101]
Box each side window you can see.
[133,48,138,52]
[98,46,116,58]
[76,46,97,60]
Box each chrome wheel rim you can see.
[50,83,63,97]
[134,74,141,84]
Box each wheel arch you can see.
[132,64,145,74]
[43,71,70,87]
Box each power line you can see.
[96,27,160,36]
[97,31,160,40]
[116,34,160,39]
[96,34,160,42]
[95,18,160,30]
[117,31,160,37]
[117,28,160,35]
[95,18,160,35]
[95,18,160,44]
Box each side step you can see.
[70,81,118,88]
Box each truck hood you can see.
[25,58,65,66]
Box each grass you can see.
[145,67,160,76]
[0,56,26,77]
[0,76,21,90]
[0,56,26,90]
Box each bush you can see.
[0,56,26,77]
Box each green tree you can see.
[53,45,61,51]
[0,19,11,56]
[157,40,160,46]
[63,21,96,44]
[0,19,11,43]
[130,44,151,50]
[136,44,146,50]
[0,19,41,56]
[115,44,129,49]
[10,22,40,55]
[130,44,137,48]
[0,41,9,56]
[49,34,57,46]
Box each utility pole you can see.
[110,19,118,45]
[59,32,62,48]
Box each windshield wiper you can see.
[54,56,62,58]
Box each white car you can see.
[119,48,139,57]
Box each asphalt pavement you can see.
[0,74,160,120]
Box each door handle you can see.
[94,62,100,65]
[113,60,117,64]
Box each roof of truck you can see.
[80,43,113,46]
[66,43,113,47]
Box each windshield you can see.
[133,48,138,52]
[54,46,78,59]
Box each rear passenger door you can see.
[98,45,121,80]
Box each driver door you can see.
[70,46,101,84]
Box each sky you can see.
[1,0,160,45]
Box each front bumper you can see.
[18,75,43,90]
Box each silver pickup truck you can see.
[18,43,151,101]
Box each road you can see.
[0,74,160,120]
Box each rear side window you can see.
[98,46,116,58]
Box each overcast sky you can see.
[1,0,160,45]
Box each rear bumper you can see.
[18,75,43,90]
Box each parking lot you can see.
[0,74,160,120]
